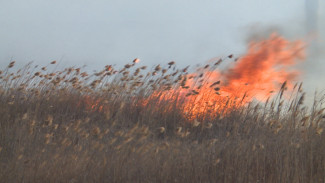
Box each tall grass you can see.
[0,59,324,183]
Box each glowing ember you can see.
[79,96,105,112]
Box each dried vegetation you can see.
[0,58,324,183]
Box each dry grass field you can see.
[1,35,324,182]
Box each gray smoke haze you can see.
[305,0,319,34]
[303,0,325,93]
[0,0,305,69]
[0,0,324,99]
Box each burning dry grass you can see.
[0,34,325,182]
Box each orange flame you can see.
[79,96,105,112]
[221,33,305,101]
[144,33,305,119]
[82,33,305,120]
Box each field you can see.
[1,35,325,182]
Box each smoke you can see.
[303,0,325,104]
[305,0,322,56]
[305,0,319,34]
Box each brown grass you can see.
[0,59,324,183]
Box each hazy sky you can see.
[0,0,323,76]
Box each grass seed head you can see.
[158,127,165,133]
[192,119,200,127]
[8,61,15,68]
[133,58,140,63]
[316,128,323,135]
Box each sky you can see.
[0,0,324,91]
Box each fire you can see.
[221,33,305,101]
[79,96,105,112]
[144,33,305,119]
[82,33,305,120]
